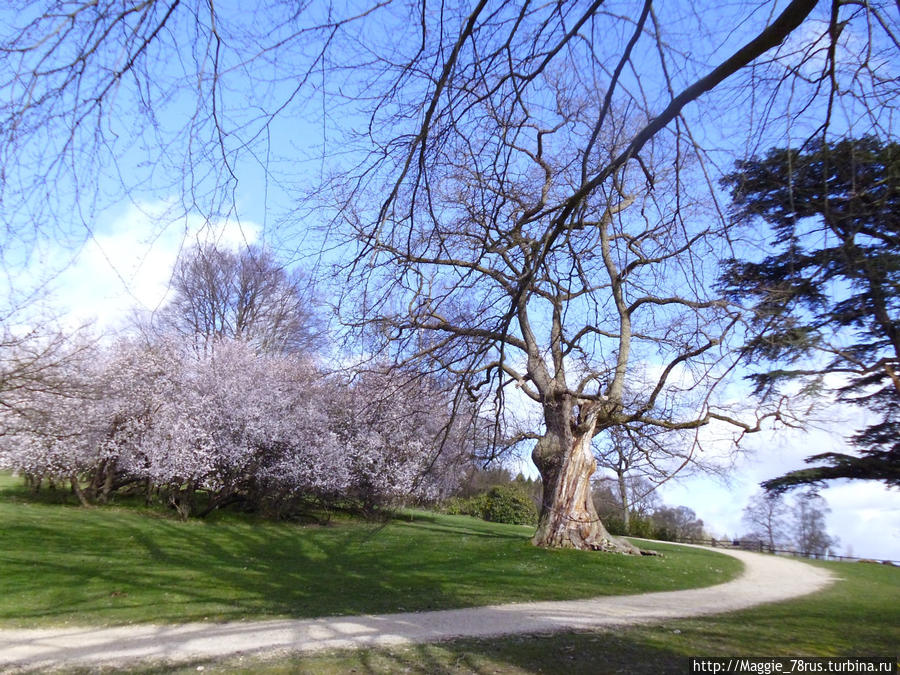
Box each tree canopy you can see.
[719,137,900,492]
[0,335,470,517]
[155,243,323,355]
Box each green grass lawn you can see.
[147,558,898,675]
[0,473,740,628]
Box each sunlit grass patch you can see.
[0,476,740,628]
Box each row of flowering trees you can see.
[0,335,468,518]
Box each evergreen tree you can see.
[719,137,900,492]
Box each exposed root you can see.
[588,534,643,555]
[533,524,643,555]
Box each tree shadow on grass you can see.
[340,631,688,675]
[397,518,532,541]
[72,629,693,674]
[0,505,557,627]
[122,602,896,675]
[0,498,737,629]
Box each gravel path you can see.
[0,545,834,671]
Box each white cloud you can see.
[659,416,900,561]
[47,201,261,331]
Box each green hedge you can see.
[601,512,660,539]
[444,485,538,526]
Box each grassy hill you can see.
[0,472,740,627]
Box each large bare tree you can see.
[340,97,759,551]
[154,243,324,355]
[1,1,897,550]
[334,1,899,551]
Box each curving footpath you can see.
[0,545,834,672]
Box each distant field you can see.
[0,472,741,628]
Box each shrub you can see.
[481,485,538,526]
[443,494,487,518]
[596,510,660,538]
[626,513,659,539]
[442,485,538,526]
[603,514,626,536]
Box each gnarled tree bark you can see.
[530,390,639,553]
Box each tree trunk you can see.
[25,473,41,493]
[99,462,116,504]
[87,459,107,502]
[531,412,639,554]
[168,482,195,519]
[617,469,631,534]
[70,475,92,507]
